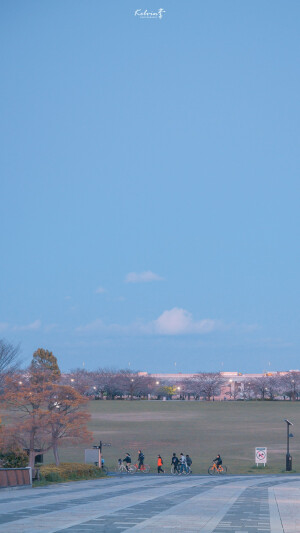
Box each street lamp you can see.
[284,419,293,471]
[229,379,233,399]
[291,379,296,401]
[156,381,160,385]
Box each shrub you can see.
[39,463,105,483]
[0,449,29,468]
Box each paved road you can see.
[0,474,300,532]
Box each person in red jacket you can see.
[157,455,164,474]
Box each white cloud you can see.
[125,271,164,283]
[12,320,42,332]
[43,323,58,333]
[95,286,106,294]
[77,319,105,332]
[0,320,59,334]
[76,319,128,334]
[76,308,220,336]
[153,308,219,335]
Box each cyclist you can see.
[157,455,164,474]
[123,452,132,471]
[186,454,192,472]
[179,453,187,474]
[137,450,144,470]
[171,453,179,473]
[213,454,222,468]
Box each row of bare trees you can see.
[237,373,300,401]
[62,369,300,401]
[61,369,157,400]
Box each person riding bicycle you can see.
[171,453,179,473]
[179,453,187,473]
[137,450,144,470]
[123,453,131,471]
[213,454,222,467]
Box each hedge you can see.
[39,463,106,482]
[0,449,29,468]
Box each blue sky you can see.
[1,1,300,373]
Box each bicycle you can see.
[101,465,108,475]
[133,463,150,473]
[178,465,192,475]
[115,463,136,474]
[208,462,227,475]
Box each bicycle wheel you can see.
[141,464,150,473]
[102,466,108,475]
[128,464,137,474]
[219,465,227,474]
[208,465,217,475]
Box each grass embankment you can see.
[42,400,300,475]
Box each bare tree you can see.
[190,373,224,401]
[118,370,155,400]
[64,369,93,396]
[93,369,123,400]
[281,372,300,401]
[250,375,281,400]
[0,339,20,391]
[242,380,254,400]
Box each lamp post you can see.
[177,386,183,400]
[291,379,295,401]
[229,379,232,399]
[284,419,293,471]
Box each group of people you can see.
[119,450,145,470]
[118,451,222,474]
[118,450,193,474]
[170,452,192,474]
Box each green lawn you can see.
[44,400,300,475]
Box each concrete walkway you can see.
[0,474,300,532]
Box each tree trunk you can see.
[53,441,60,466]
[29,431,35,469]
[29,450,35,469]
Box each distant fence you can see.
[0,467,32,488]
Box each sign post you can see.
[255,447,267,467]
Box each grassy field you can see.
[42,400,300,475]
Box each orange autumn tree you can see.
[3,349,92,468]
[46,383,92,465]
[3,375,54,468]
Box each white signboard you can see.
[255,447,267,466]
[85,448,101,467]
